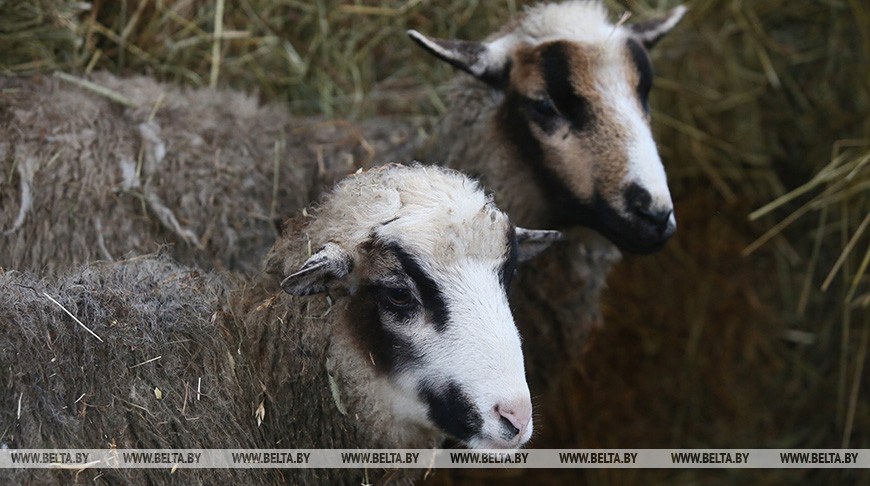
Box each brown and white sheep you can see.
[0,164,560,484]
[408,0,686,389]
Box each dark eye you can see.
[383,288,414,309]
[530,97,558,118]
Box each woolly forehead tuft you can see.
[512,1,626,46]
[314,165,511,262]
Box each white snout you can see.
[468,393,534,449]
[496,397,534,446]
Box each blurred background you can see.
[2,0,868,484]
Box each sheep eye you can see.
[383,288,414,309]
[530,97,557,118]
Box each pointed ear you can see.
[281,243,353,296]
[629,5,687,48]
[407,29,513,88]
[515,227,563,262]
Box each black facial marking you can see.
[479,57,513,90]
[499,225,519,292]
[627,39,654,113]
[624,182,652,213]
[500,91,590,226]
[419,381,484,442]
[385,242,450,333]
[346,287,421,375]
[587,192,671,255]
[624,182,674,235]
[541,42,593,132]
[522,96,560,136]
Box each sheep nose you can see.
[624,183,676,239]
[636,206,676,237]
[496,400,532,440]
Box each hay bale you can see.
[0,72,420,274]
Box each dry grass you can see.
[0,0,523,120]
[2,0,869,484]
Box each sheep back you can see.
[0,73,419,275]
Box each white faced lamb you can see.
[0,164,560,484]
[408,0,686,389]
[0,72,418,275]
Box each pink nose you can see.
[496,400,532,440]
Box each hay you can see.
[0,0,519,119]
[646,0,870,454]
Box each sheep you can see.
[407,0,686,390]
[0,72,419,275]
[0,164,562,485]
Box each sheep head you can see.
[271,164,562,448]
[409,1,686,254]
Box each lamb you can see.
[407,0,686,389]
[0,72,419,275]
[0,164,561,484]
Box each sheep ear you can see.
[629,5,687,48]
[281,243,353,296]
[516,227,564,262]
[407,30,512,88]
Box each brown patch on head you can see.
[510,47,545,98]
[496,35,674,252]
[498,40,639,220]
[351,237,410,290]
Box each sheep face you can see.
[409,1,686,254]
[278,165,562,448]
